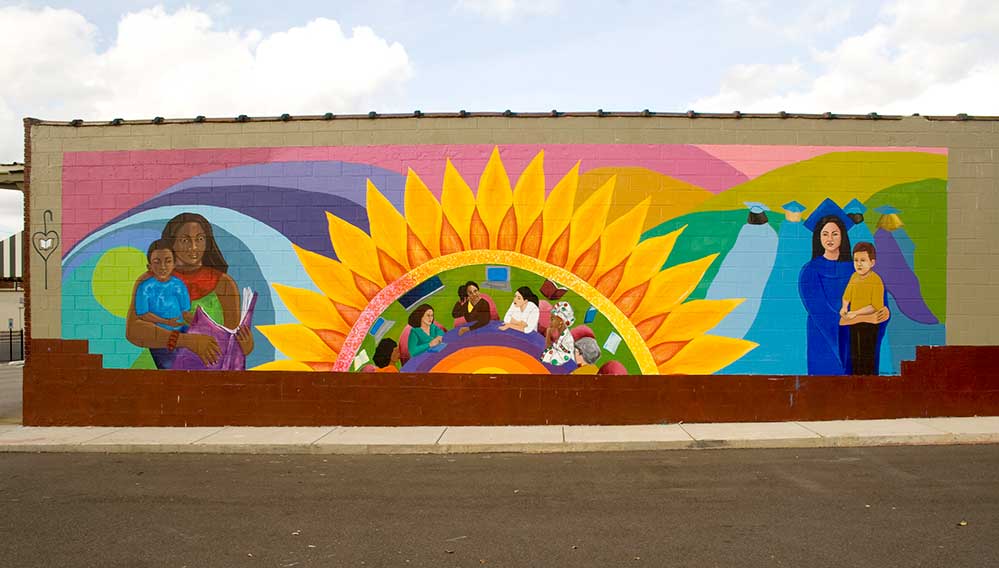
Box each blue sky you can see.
[0,0,997,235]
[17,0,876,112]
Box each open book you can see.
[173,287,258,371]
[602,331,622,355]
[540,279,569,301]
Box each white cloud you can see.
[691,0,999,114]
[0,5,413,162]
[0,191,23,237]
[208,2,232,18]
[727,0,854,42]
[707,61,811,105]
[454,0,561,22]
[0,98,21,170]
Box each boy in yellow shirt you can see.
[840,242,884,375]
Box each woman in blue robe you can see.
[731,201,810,374]
[798,200,890,375]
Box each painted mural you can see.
[60,144,947,375]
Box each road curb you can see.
[0,433,996,455]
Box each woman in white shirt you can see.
[500,286,541,334]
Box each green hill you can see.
[863,178,947,321]
[694,151,947,215]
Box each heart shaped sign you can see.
[32,230,60,261]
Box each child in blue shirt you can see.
[135,239,192,331]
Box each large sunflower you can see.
[255,148,756,374]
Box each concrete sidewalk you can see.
[0,416,997,455]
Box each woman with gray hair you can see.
[571,337,602,374]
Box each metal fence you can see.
[0,330,24,363]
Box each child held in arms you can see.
[135,239,193,331]
[839,242,884,375]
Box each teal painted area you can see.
[62,251,143,369]
[356,264,639,373]
[887,296,946,371]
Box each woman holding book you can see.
[126,212,254,369]
[407,304,445,358]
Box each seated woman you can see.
[542,301,576,366]
[571,337,602,374]
[372,338,401,372]
[455,281,490,336]
[499,286,541,334]
[407,304,445,358]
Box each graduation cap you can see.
[744,201,770,214]
[843,198,867,214]
[782,200,806,213]
[804,198,855,232]
[874,205,902,215]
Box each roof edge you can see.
[24,110,998,127]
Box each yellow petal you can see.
[271,283,350,334]
[611,226,686,299]
[250,360,314,372]
[657,335,758,375]
[567,175,615,268]
[292,244,367,308]
[476,147,514,249]
[441,158,475,250]
[512,151,545,251]
[404,168,442,258]
[257,324,338,362]
[630,254,718,324]
[647,299,744,344]
[326,211,386,286]
[592,196,650,285]
[366,179,410,271]
[540,161,580,260]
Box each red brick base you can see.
[21,339,999,426]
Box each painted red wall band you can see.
[22,340,999,426]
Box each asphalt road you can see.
[1,446,997,567]
[0,364,21,424]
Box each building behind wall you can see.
[1,163,24,333]
[20,112,999,426]
[0,279,24,332]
